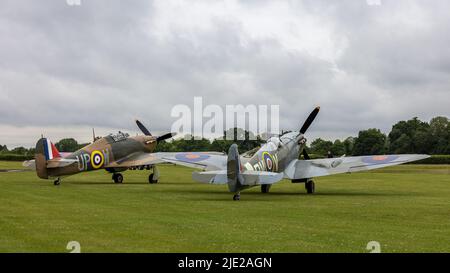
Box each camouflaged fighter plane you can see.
[24,120,174,185]
[152,107,430,200]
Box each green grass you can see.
[0,161,449,253]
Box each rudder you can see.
[227,144,244,193]
[35,138,60,179]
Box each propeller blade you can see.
[157,132,176,142]
[302,148,310,160]
[300,106,320,134]
[136,120,152,136]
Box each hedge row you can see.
[0,154,34,161]
[407,155,450,165]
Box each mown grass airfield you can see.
[0,161,449,253]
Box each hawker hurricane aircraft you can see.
[24,121,174,185]
[153,107,429,200]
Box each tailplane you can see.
[191,144,284,192]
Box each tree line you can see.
[1,116,448,157]
[309,116,449,156]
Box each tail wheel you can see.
[113,173,123,184]
[305,180,315,194]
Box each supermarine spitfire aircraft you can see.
[153,107,429,200]
[24,121,175,185]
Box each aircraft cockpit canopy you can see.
[110,131,130,142]
[264,137,281,151]
[280,133,296,144]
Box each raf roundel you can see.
[262,152,274,171]
[90,150,105,169]
[361,155,399,164]
[175,153,210,163]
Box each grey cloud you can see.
[0,0,449,147]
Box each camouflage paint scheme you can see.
[27,108,429,199]
[33,132,161,180]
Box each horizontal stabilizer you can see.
[192,170,284,185]
[23,160,36,170]
[46,158,78,168]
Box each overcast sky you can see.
[0,0,449,148]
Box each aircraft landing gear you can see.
[305,180,315,194]
[261,184,271,193]
[148,173,158,184]
[148,165,159,184]
[233,193,241,201]
[112,173,123,184]
[54,178,61,186]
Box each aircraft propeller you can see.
[298,106,320,160]
[299,106,320,135]
[136,120,152,136]
[156,132,176,142]
[135,120,176,143]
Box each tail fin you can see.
[191,144,283,190]
[227,144,243,193]
[35,138,61,179]
[192,144,284,190]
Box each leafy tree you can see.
[55,138,80,152]
[389,117,429,153]
[331,139,345,156]
[0,145,8,153]
[343,137,354,156]
[353,128,386,155]
[428,116,449,154]
[10,147,28,155]
[310,138,333,156]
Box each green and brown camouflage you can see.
[28,121,174,184]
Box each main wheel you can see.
[148,173,158,184]
[305,180,315,194]
[113,173,123,184]
[233,194,240,201]
[261,184,271,193]
[54,178,61,186]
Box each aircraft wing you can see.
[105,151,227,169]
[284,154,430,180]
[105,152,165,168]
[152,152,228,171]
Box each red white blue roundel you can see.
[262,152,274,171]
[362,155,399,164]
[175,153,210,162]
